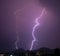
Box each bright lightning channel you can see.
[30,8,45,50]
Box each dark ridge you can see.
[0,47,60,56]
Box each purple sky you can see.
[0,0,60,51]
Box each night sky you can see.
[0,0,60,51]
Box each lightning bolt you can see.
[30,8,45,50]
[14,9,22,49]
[15,13,19,49]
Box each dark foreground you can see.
[0,47,60,56]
